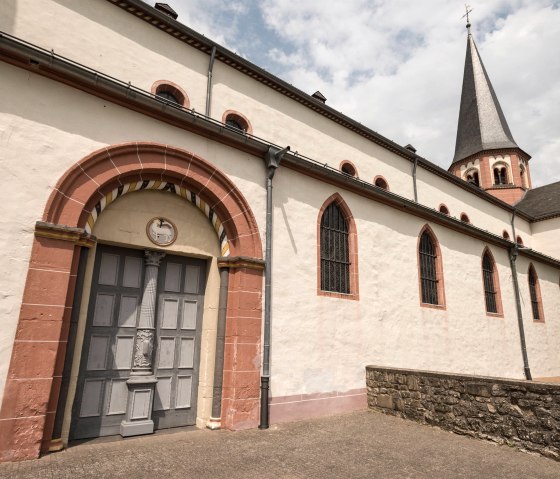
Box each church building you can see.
[0,0,559,462]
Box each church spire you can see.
[449,14,532,205]
[452,21,518,165]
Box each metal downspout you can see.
[205,46,217,117]
[412,156,418,202]
[208,265,229,428]
[509,209,532,380]
[260,145,290,429]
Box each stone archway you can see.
[0,143,263,461]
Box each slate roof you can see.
[452,32,518,164]
[516,181,560,219]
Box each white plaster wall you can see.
[514,255,560,378]
[269,167,560,397]
[211,62,416,199]
[0,0,210,112]
[531,217,560,259]
[0,62,266,403]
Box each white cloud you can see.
[170,1,560,186]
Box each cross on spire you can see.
[461,4,473,33]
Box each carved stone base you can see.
[120,375,158,438]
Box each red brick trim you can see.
[481,247,504,317]
[340,160,358,178]
[317,193,359,301]
[221,110,253,135]
[373,175,389,190]
[438,203,450,215]
[151,80,190,108]
[0,142,263,461]
[417,225,446,310]
[270,388,367,424]
[528,263,545,323]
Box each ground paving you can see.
[1,410,559,478]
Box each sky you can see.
[168,1,560,186]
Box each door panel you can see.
[71,246,144,440]
[152,257,205,430]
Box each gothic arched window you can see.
[528,265,544,321]
[320,202,350,294]
[418,227,445,307]
[482,249,502,315]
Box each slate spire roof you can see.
[452,28,518,164]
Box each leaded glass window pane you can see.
[529,268,540,320]
[419,232,438,305]
[320,203,350,294]
[482,253,497,313]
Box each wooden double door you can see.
[71,245,206,440]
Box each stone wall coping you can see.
[366,365,560,391]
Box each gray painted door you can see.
[152,256,206,430]
[71,245,206,440]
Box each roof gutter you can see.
[0,32,556,269]
[103,1,535,216]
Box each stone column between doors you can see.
[120,250,165,437]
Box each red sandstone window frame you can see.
[317,193,359,300]
[527,263,545,322]
[417,225,446,310]
[340,160,358,178]
[151,80,189,108]
[222,110,253,135]
[373,175,389,190]
[481,247,504,317]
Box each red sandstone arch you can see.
[0,142,263,462]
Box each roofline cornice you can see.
[102,0,533,216]
[2,31,555,267]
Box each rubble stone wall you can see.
[366,366,560,460]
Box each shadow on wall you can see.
[0,0,17,33]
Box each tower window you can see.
[520,164,529,189]
[502,230,510,240]
[418,227,445,307]
[460,213,470,224]
[516,235,524,246]
[493,165,509,185]
[320,202,350,294]
[465,169,480,187]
